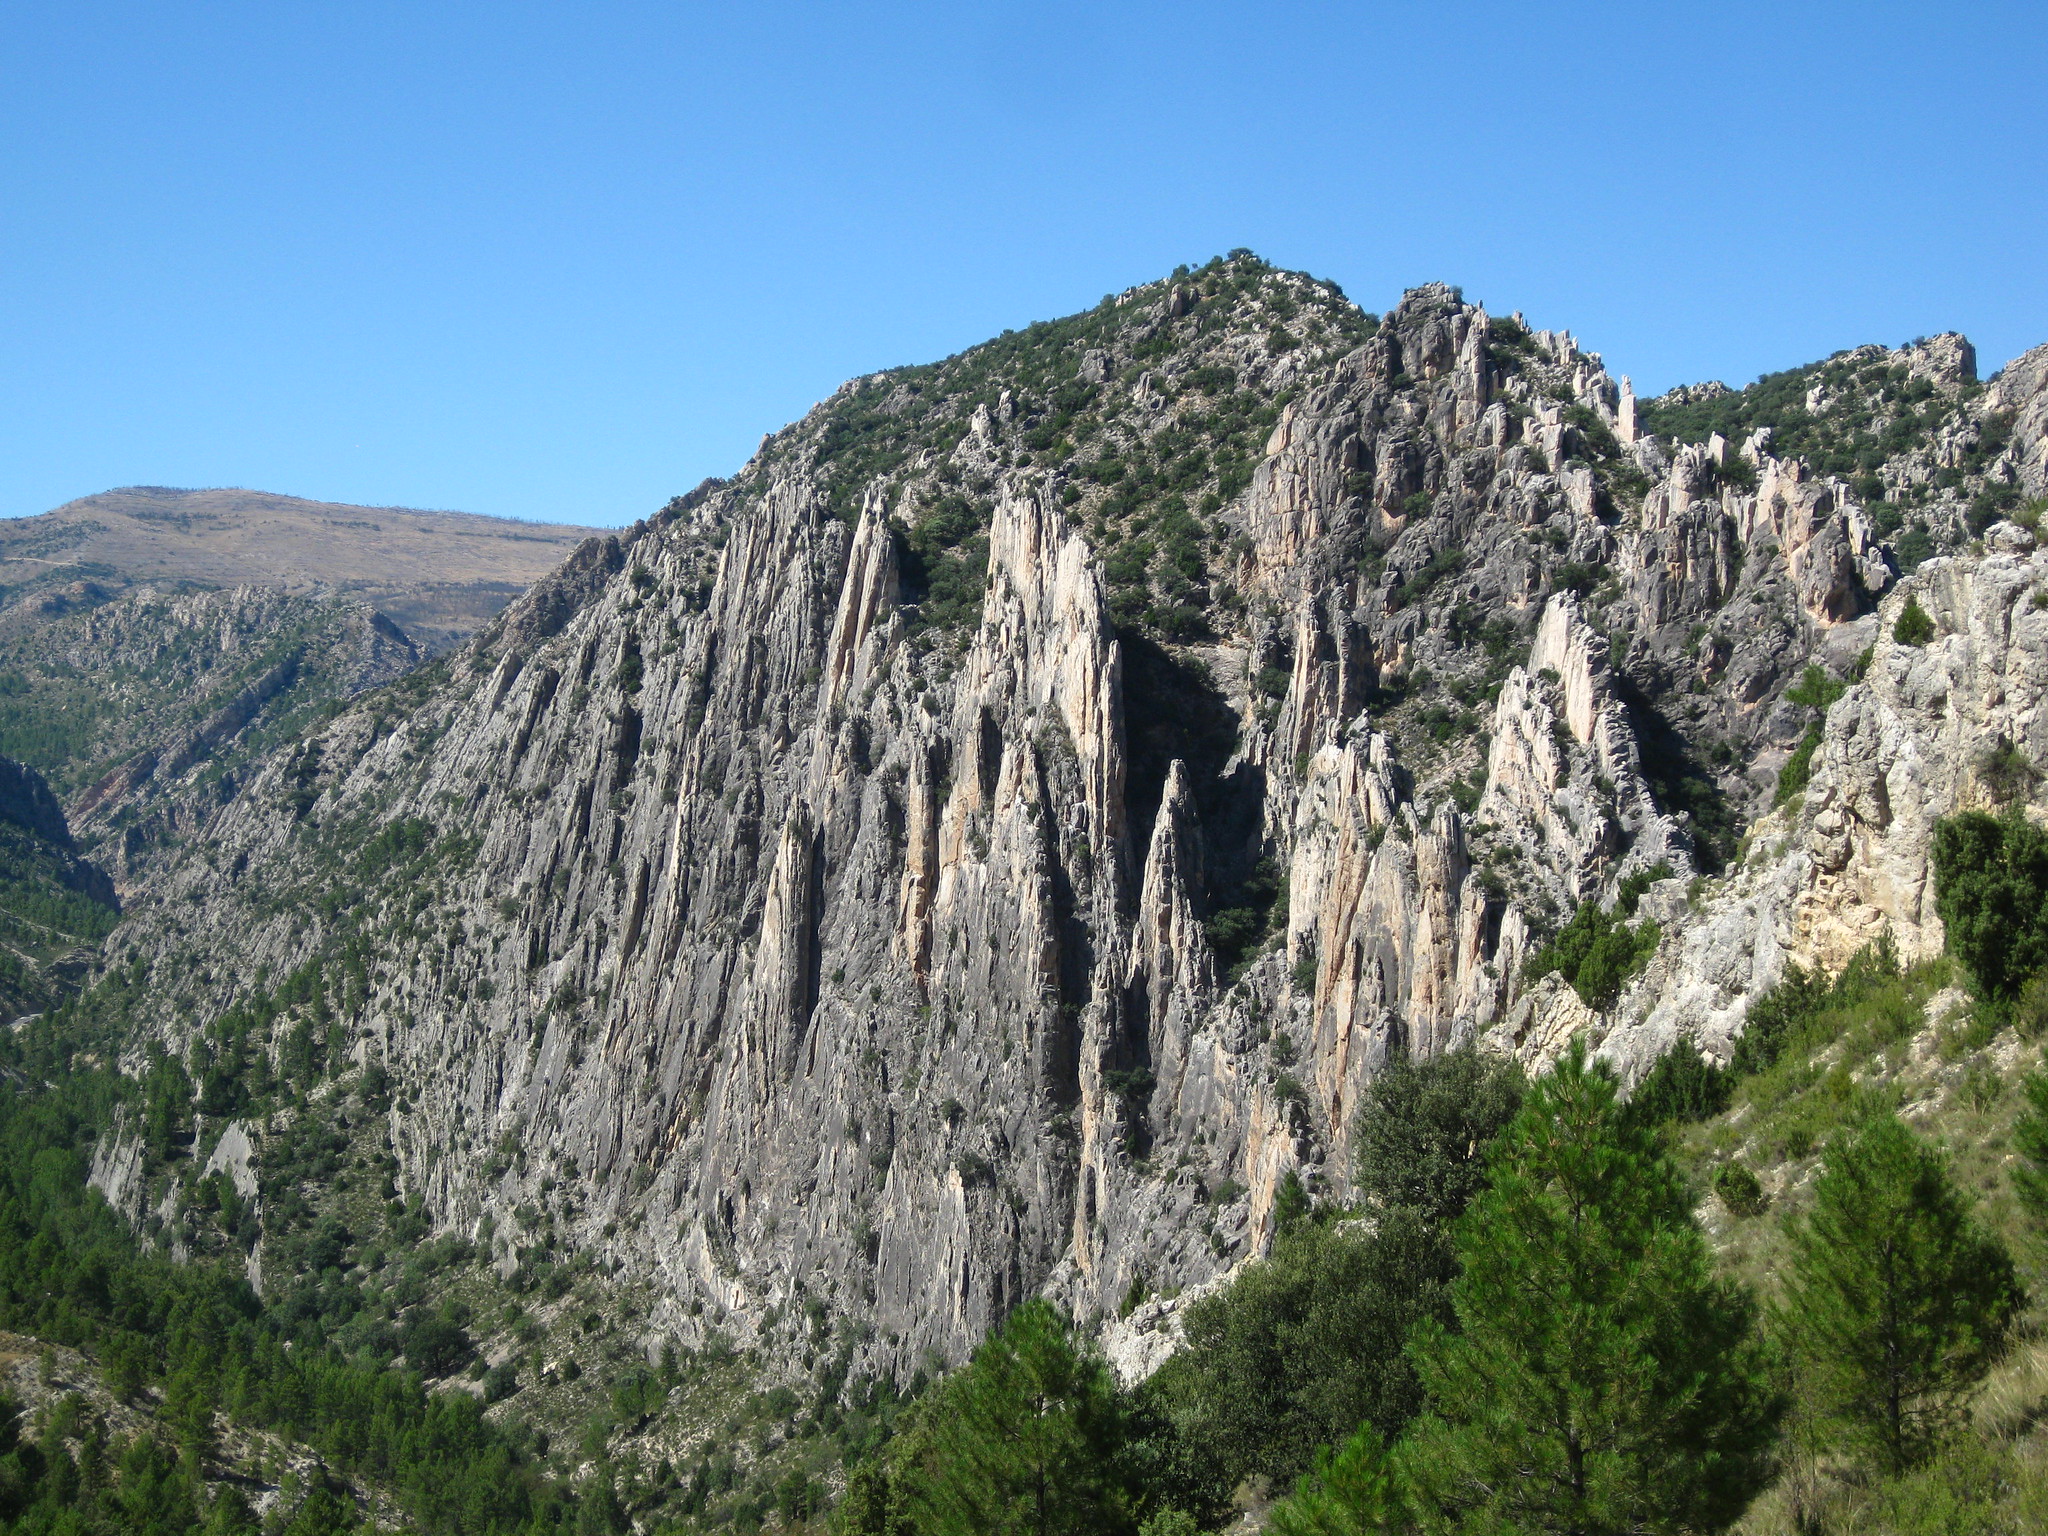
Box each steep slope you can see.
[0,485,596,653]
[0,756,116,1016]
[78,253,2048,1422]
[0,585,422,883]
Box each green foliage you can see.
[0,819,121,1014]
[1975,737,2038,805]
[2012,1070,2048,1226]
[1775,723,1824,805]
[1776,663,1850,805]
[1350,1047,1523,1224]
[1929,809,2048,1007]
[1522,865,1671,1010]
[1713,1160,1768,1217]
[1273,1169,1311,1234]
[1779,1112,2024,1472]
[1622,1041,1732,1132]
[1728,960,1829,1078]
[1265,1424,1396,1536]
[396,1303,475,1378]
[1784,662,1848,711]
[1152,1210,1454,1494]
[1152,1049,1521,1498]
[1389,548,1463,611]
[1396,1044,1784,1535]
[1202,857,1283,977]
[1895,595,1936,646]
[1638,352,1961,488]
[891,1299,1132,1536]
[0,1025,577,1535]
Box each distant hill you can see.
[0,485,603,652]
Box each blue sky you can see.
[4,2,2043,528]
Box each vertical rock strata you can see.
[102,270,2048,1381]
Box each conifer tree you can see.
[1266,1425,1396,1536]
[894,1299,1130,1536]
[1396,1042,1783,1535]
[1780,1111,2023,1472]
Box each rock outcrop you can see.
[82,256,2048,1393]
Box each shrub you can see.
[1775,724,1824,805]
[1713,1161,1767,1217]
[396,1308,474,1378]
[2011,1070,2048,1226]
[1929,809,2048,1008]
[1622,1043,1731,1132]
[1154,1210,1454,1492]
[1522,871,1669,1011]
[1352,1047,1523,1224]
[1974,737,2038,805]
[1291,951,1318,995]
[1894,596,1936,646]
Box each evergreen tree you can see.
[1396,1042,1782,1535]
[1780,1111,2024,1472]
[1266,1425,1396,1536]
[895,1299,1130,1536]
[1929,809,2048,1008]
[835,1461,909,1536]
[1351,1046,1523,1223]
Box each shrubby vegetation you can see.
[1774,662,1847,806]
[1522,862,1670,1009]
[1930,808,2048,1013]
[0,1021,578,1534]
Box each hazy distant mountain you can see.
[0,484,602,652]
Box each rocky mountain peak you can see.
[61,256,2048,1410]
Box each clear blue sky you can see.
[4,2,2043,528]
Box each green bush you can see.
[1523,866,1671,1010]
[1622,1043,1731,1132]
[1153,1210,1453,1493]
[1351,1047,1523,1224]
[1974,737,2038,804]
[1775,724,1824,805]
[1894,595,1936,646]
[1713,1161,1767,1217]
[1929,809,2048,1008]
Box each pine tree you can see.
[1266,1425,1396,1536]
[895,1299,1131,1536]
[1779,1111,2024,1472]
[1396,1042,1783,1535]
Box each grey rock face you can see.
[92,262,2048,1388]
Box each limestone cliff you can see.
[86,256,2048,1393]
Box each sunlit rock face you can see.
[103,261,2048,1381]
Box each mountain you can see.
[6,253,2048,1530]
[0,485,599,653]
[0,755,116,1015]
